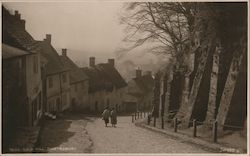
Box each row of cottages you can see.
[37,35,70,113]
[152,2,247,133]
[81,57,127,113]
[124,69,154,112]
[2,7,72,151]
[2,7,43,151]
[2,8,43,128]
[59,49,89,111]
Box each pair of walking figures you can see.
[102,107,117,127]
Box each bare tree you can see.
[119,2,197,68]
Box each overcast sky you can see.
[4,2,129,64]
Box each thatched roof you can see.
[82,63,127,93]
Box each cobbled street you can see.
[37,113,209,153]
[86,116,209,153]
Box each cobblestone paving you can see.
[86,116,209,153]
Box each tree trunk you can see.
[216,45,246,131]
[204,44,221,129]
[180,40,213,128]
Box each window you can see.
[62,73,67,83]
[75,84,78,91]
[33,55,38,73]
[48,77,53,88]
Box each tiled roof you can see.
[60,55,88,84]
[2,6,67,75]
[82,63,127,93]
[37,41,69,75]
[2,43,30,59]
[2,6,40,54]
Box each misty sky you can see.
[4,2,130,63]
[4,1,166,72]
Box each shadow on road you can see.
[34,112,97,153]
[60,112,97,123]
[35,119,74,153]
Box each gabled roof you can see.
[37,41,69,75]
[60,55,88,84]
[2,43,30,59]
[2,6,40,53]
[82,63,127,93]
[133,74,154,93]
[2,6,68,76]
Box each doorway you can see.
[56,98,61,112]
[95,101,99,112]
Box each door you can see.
[115,104,118,112]
[95,101,98,112]
[56,98,61,112]
[71,98,76,110]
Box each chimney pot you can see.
[89,57,95,67]
[45,34,51,43]
[62,49,67,56]
[14,11,21,20]
[108,58,115,67]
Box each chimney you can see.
[136,68,142,78]
[14,10,25,29]
[108,58,115,67]
[89,57,95,67]
[20,19,25,29]
[62,48,67,56]
[45,34,51,43]
[14,10,20,19]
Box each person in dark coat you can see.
[110,107,117,127]
[102,106,110,127]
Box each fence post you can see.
[174,118,178,132]
[147,114,151,125]
[193,119,197,137]
[161,116,164,129]
[137,111,140,119]
[153,116,156,127]
[213,120,218,143]
[144,112,146,118]
[135,112,137,120]
[132,114,134,123]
